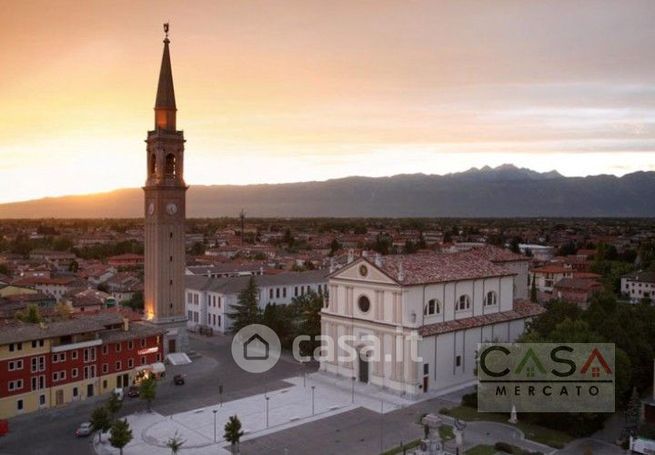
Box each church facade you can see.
[320,247,543,397]
[142,27,188,354]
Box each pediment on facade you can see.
[331,258,398,285]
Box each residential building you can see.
[11,277,85,303]
[531,265,573,294]
[185,263,265,279]
[107,254,144,268]
[518,244,555,261]
[0,313,164,418]
[185,269,329,334]
[553,278,602,309]
[622,271,655,303]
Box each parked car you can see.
[75,422,93,437]
[173,374,185,385]
[127,385,140,398]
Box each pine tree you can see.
[530,274,538,303]
[90,406,111,443]
[224,415,244,455]
[109,419,133,455]
[227,276,261,332]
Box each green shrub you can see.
[494,442,514,453]
[462,392,478,408]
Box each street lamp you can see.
[311,385,316,416]
[265,396,270,428]
[212,409,218,443]
[379,400,384,452]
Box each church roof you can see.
[419,300,544,337]
[373,251,515,286]
[155,37,176,110]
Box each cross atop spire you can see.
[154,23,177,130]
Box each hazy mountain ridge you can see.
[2,165,654,218]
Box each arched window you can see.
[484,291,498,306]
[149,153,156,176]
[424,298,440,316]
[458,295,471,311]
[165,153,176,177]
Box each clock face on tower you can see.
[148,202,155,216]
[166,202,178,215]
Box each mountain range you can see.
[2,164,654,218]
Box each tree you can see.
[16,304,42,323]
[557,241,577,257]
[530,274,538,303]
[68,259,79,273]
[624,388,641,439]
[291,291,323,356]
[140,376,157,412]
[283,228,295,247]
[106,391,122,418]
[54,302,72,320]
[109,419,133,455]
[166,431,186,454]
[189,241,206,256]
[227,276,261,332]
[403,240,419,254]
[329,238,341,256]
[90,406,111,443]
[509,237,521,254]
[224,415,244,455]
[123,291,144,311]
[261,303,293,346]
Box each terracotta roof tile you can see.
[376,250,516,285]
[418,300,544,337]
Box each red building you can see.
[553,278,602,309]
[0,312,164,418]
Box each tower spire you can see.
[155,23,177,130]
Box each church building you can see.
[320,246,543,397]
[142,25,188,354]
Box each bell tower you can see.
[143,24,188,354]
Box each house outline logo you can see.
[231,324,281,373]
[580,347,613,377]
[243,333,270,360]
[514,347,546,378]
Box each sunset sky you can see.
[1,0,655,203]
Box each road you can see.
[0,333,313,455]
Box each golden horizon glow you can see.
[1,1,655,204]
